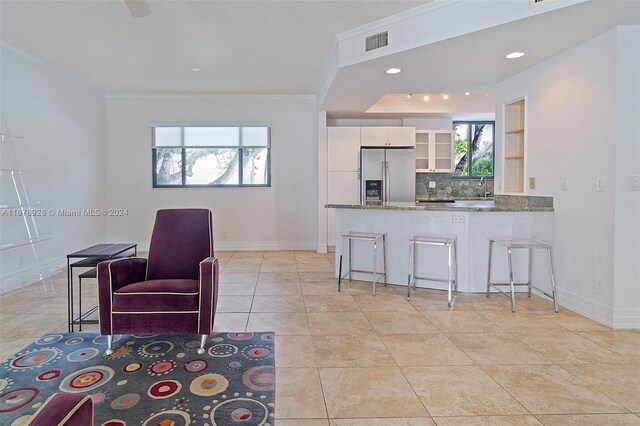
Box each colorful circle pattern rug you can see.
[0,332,275,425]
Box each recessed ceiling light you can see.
[423,95,429,102]
[443,94,449,100]
[190,67,201,72]
[505,52,525,59]
[465,92,470,96]
[385,67,402,74]
[407,93,413,99]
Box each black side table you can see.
[67,243,137,332]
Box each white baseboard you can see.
[316,243,328,254]
[612,306,640,329]
[557,287,614,328]
[214,240,317,252]
[135,241,317,253]
[0,255,66,294]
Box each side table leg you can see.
[67,258,71,333]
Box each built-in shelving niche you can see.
[503,98,525,193]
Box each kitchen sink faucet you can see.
[480,176,492,198]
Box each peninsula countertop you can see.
[326,195,554,212]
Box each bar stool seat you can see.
[407,235,458,307]
[486,219,559,313]
[338,231,386,296]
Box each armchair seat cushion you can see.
[113,279,199,312]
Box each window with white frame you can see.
[152,125,271,187]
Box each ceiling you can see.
[0,0,426,94]
[321,0,640,114]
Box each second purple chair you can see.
[97,209,219,355]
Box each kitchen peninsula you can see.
[327,195,555,293]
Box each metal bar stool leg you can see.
[486,240,493,298]
[447,242,453,308]
[453,239,459,295]
[372,240,377,296]
[407,240,414,301]
[547,247,559,313]
[507,246,516,312]
[382,234,387,286]
[528,247,533,298]
[338,236,345,292]
[348,238,352,282]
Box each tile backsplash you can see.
[416,173,494,199]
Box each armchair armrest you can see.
[98,257,147,335]
[198,256,219,335]
[98,257,148,293]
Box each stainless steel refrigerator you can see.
[360,147,416,204]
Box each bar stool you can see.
[338,231,387,296]
[406,216,458,307]
[486,218,558,313]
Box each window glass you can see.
[454,124,470,176]
[471,124,494,176]
[242,148,269,185]
[185,148,240,185]
[453,122,494,178]
[155,148,183,184]
[152,126,270,187]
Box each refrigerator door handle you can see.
[385,161,391,203]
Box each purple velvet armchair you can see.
[98,209,218,355]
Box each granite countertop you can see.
[326,195,554,213]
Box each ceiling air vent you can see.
[365,31,388,52]
[529,0,556,7]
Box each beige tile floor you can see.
[1,250,640,425]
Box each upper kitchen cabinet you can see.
[328,127,360,172]
[361,126,415,147]
[415,130,454,173]
[503,98,525,193]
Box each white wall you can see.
[105,95,318,251]
[613,26,640,327]
[0,45,107,293]
[495,27,639,327]
[403,116,452,130]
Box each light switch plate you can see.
[529,177,536,190]
[596,176,605,191]
[630,175,640,191]
[428,181,436,189]
[561,176,568,191]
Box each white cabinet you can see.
[328,127,360,172]
[328,172,360,203]
[361,127,415,147]
[327,127,361,248]
[388,127,416,147]
[415,130,454,173]
[360,127,388,147]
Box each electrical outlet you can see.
[596,280,603,295]
[452,215,465,223]
[630,175,640,191]
[561,176,568,191]
[596,176,605,191]
[529,177,536,190]
[428,181,436,189]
